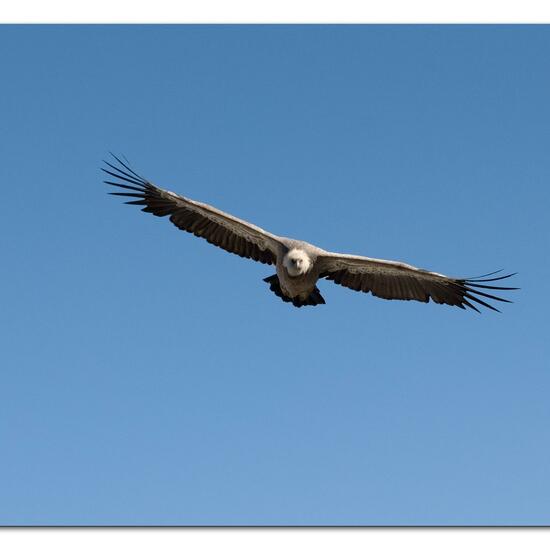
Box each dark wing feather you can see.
[318,253,517,313]
[103,154,282,265]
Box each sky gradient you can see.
[1,25,549,525]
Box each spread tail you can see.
[263,275,326,308]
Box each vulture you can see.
[103,155,517,311]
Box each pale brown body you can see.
[276,255,320,300]
[277,264,320,301]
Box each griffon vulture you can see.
[103,155,517,311]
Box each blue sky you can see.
[1,25,549,526]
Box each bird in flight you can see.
[104,155,517,311]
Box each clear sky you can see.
[1,25,549,526]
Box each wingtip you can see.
[466,269,504,280]
[103,151,118,167]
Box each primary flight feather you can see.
[104,155,517,311]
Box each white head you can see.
[283,248,312,277]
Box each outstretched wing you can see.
[103,154,283,265]
[317,252,517,312]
